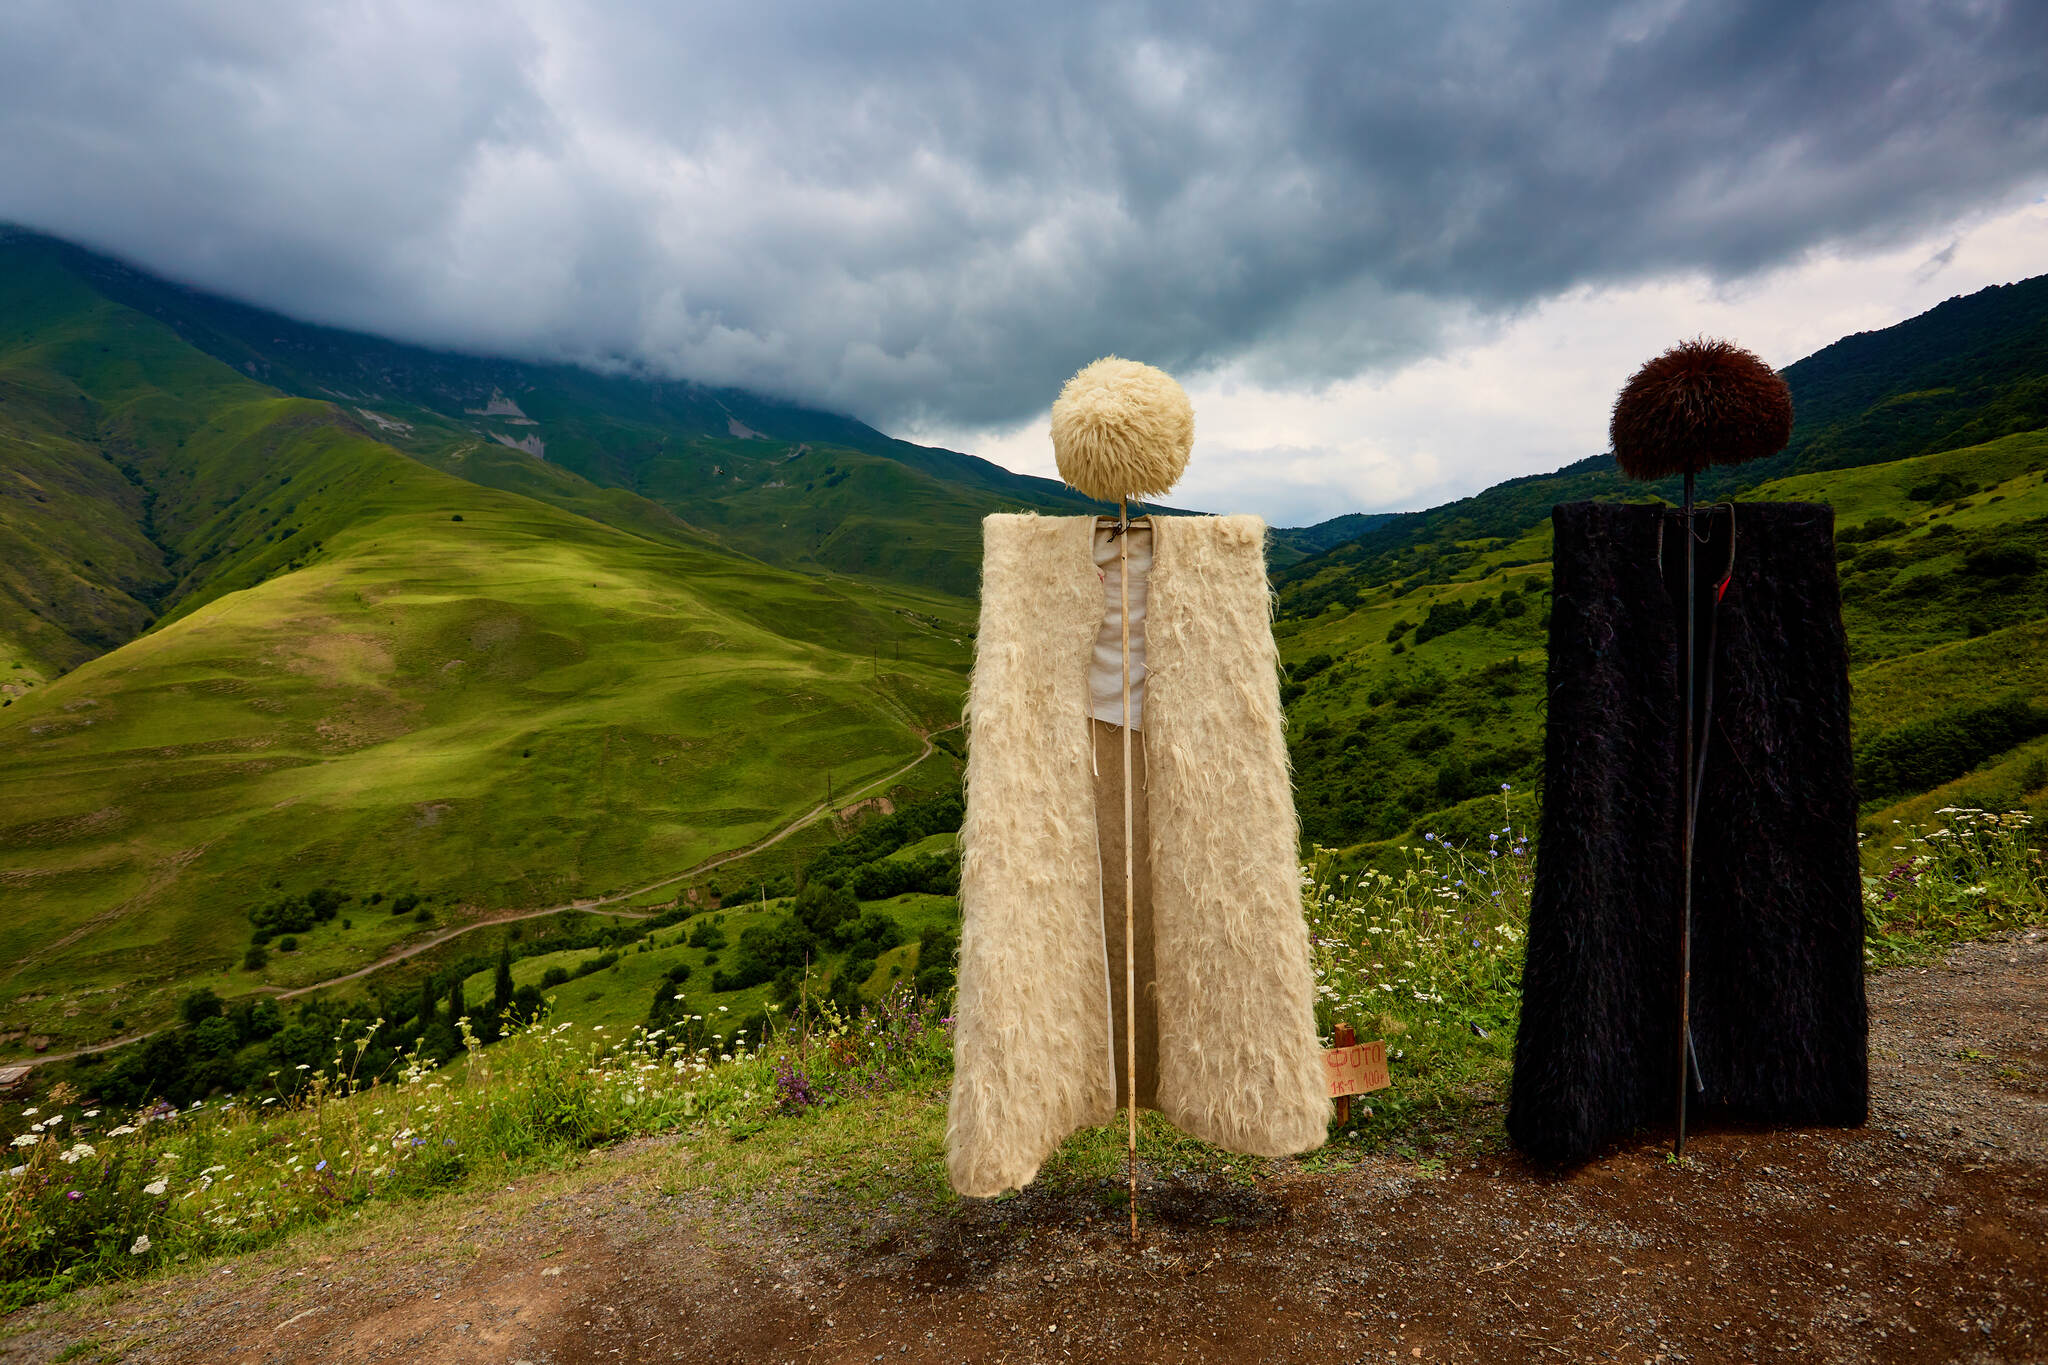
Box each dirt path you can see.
[26,727,958,1067]
[6,928,2041,1364]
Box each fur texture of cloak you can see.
[1507,501,1867,1166]
[946,512,1330,1198]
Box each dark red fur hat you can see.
[1610,338,1793,481]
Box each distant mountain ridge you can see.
[1276,270,2048,608]
[2,229,1198,601]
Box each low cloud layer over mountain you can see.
[5,0,2045,516]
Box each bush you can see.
[1839,515,1905,543]
[1413,600,1470,644]
[277,936,298,953]
[834,910,905,960]
[914,924,959,999]
[1405,722,1453,754]
[792,881,857,940]
[1906,473,1975,503]
[712,918,814,992]
[1294,653,1335,682]
[1963,546,2037,577]
[243,945,268,971]
[848,852,958,900]
[1855,696,2048,805]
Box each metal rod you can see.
[1119,495,1139,1243]
[1676,470,1695,1158]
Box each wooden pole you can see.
[1119,495,1139,1244]
[1676,470,1695,1158]
[1333,1022,1357,1125]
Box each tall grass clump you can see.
[1863,807,2047,966]
[1301,785,1534,1150]
[1,987,952,1311]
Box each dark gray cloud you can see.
[3,0,2044,429]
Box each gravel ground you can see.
[5,928,2043,1365]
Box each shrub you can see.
[712,918,813,992]
[834,910,905,960]
[1413,600,1470,644]
[1906,473,1975,503]
[242,946,268,971]
[1855,696,2048,805]
[1839,515,1905,543]
[792,881,856,941]
[1963,546,2037,577]
[914,924,959,999]
[1295,653,1335,682]
[1405,722,1453,754]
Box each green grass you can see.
[0,253,973,1060]
[7,801,2037,1314]
[1271,425,2048,864]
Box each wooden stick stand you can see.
[1117,496,1139,1245]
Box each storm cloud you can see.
[4,0,2045,433]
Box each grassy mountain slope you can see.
[1274,428,2048,863]
[0,257,971,1060]
[5,229,1126,598]
[1280,273,2048,615]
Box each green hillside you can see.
[1278,274,2048,617]
[5,229,1130,598]
[7,229,2048,1084]
[0,245,971,1061]
[1274,427,2048,863]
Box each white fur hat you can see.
[1049,356,1193,502]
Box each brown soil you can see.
[6,929,2043,1365]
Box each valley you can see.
[3,229,2046,1111]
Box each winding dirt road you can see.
[24,724,960,1067]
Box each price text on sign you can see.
[1324,1040,1391,1098]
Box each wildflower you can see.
[315,1160,327,1172]
[143,1178,169,1196]
[83,1109,99,1118]
[130,1234,152,1255]
[60,1142,96,1163]
[67,1190,83,1200]
[10,1134,36,1148]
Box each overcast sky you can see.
[4,0,2046,525]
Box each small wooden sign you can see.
[1324,1040,1391,1098]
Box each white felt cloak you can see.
[946,511,1329,1198]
